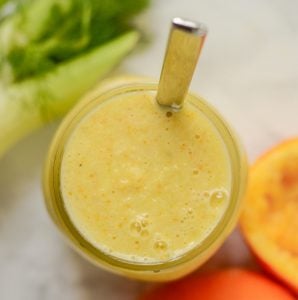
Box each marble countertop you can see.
[0,0,297,299]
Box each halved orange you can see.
[240,138,298,293]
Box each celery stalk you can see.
[0,30,138,157]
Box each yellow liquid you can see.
[61,91,231,263]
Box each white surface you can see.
[0,0,297,299]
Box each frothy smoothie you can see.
[60,91,231,263]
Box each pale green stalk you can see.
[0,31,138,157]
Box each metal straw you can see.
[156,18,207,109]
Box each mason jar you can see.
[43,77,247,281]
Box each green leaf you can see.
[0,0,149,82]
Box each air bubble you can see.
[141,219,148,227]
[130,221,142,234]
[154,240,168,251]
[210,190,228,208]
[130,213,150,236]
[187,208,193,214]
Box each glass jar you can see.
[43,78,247,281]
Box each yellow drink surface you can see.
[61,92,231,263]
